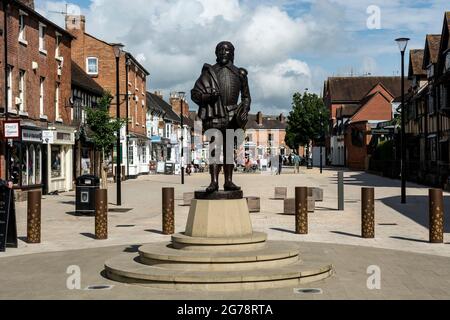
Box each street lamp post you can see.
[112,43,124,206]
[320,109,323,174]
[178,92,186,185]
[395,37,409,204]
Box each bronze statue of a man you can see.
[191,41,251,193]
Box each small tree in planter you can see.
[85,92,127,189]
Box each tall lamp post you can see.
[395,37,409,204]
[112,43,124,206]
[178,92,186,185]
[320,109,323,174]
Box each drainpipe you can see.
[3,0,9,180]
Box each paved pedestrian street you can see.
[1,168,449,299]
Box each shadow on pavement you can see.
[330,231,361,238]
[381,195,450,233]
[390,236,429,243]
[270,227,296,234]
[145,229,165,235]
[123,245,141,253]
[327,172,424,189]
[80,233,96,239]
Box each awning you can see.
[129,132,151,141]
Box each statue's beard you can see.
[217,55,233,65]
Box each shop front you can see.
[128,133,151,178]
[44,127,75,194]
[10,125,44,200]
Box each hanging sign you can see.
[3,121,21,139]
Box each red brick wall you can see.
[68,24,147,136]
[345,122,371,170]
[352,93,392,122]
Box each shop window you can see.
[11,146,20,186]
[128,145,134,165]
[51,145,62,178]
[142,147,147,163]
[28,145,35,185]
[36,146,42,185]
[21,147,28,186]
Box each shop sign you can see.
[42,131,55,144]
[3,121,21,139]
[22,129,43,143]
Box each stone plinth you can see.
[309,188,324,202]
[245,196,261,213]
[185,199,253,238]
[182,192,195,206]
[284,198,315,214]
[274,187,287,200]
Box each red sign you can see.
[3,121,21,140]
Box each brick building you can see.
[65,14,150,178]
[0,0,74,197]
[324,77,407,169]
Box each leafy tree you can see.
[285,92,329,160]
[85,92,127,188]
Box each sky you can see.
[35,0,450,115]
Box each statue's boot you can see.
[206,164,220,193]
[224,164,241,191]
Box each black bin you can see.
[165,163,174,175]
[76,175,100,214]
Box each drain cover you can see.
[294,288,323,294]
[85,285,114,290]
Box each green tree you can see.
[85,92,127,188]
[285,92,329,160]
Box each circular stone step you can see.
[104,251,333,291]
[172,232,267,251]
[138,241,300,271]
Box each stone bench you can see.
[284,198,315,214]
[245,196,261,213]
[274,187,288,200]
[308,188,324,202]
[182,192,195,206]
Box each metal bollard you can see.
[27,190,41,244]
[162,188,175,235]
[338,171,344,211]
[295,187,308,234]
[361,188,375,238]
[429,189,444,244]
[95,189,108,240]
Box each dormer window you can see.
[445,51,450,73]
[427,64,434,79]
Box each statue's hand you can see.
[204,88,220,103]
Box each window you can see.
[19,70,26,112]
[28,145,35,185]
[21,147,28,186]
[142,147,147,163]
[55,33,61,57]
[440,85,448,110]
[428,92,435,115]
[35,146,42,185]
[445,52,450,73]
[7,65,12,112]
[55,83,60,120]
[86,57,98,75]
[19,11,27,42]
[427,64,434,79]
[51,145,62,178]
[165,123,172,139]
[39,77,45,115]
[128,145,134,165]
[39,23,46,53]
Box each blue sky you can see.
[35,0,450,114]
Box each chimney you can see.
[65,15,86,33]
[279,113,285,123]
[154,91,163,99]
[257,112,263,125]
[17,0,34,9]
[169,92,189,117]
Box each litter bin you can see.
[76,175,100,214]
[165,163,175,175]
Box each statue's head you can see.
[215,41,235,66]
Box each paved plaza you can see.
[1,168,450,299]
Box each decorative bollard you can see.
[295,187,308,234]
[27,190,41,244]
[361,188,375,239]
[95,189,108,240]
[429,189,444,244]
[338,171,344,211]
[162,188,175,235]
